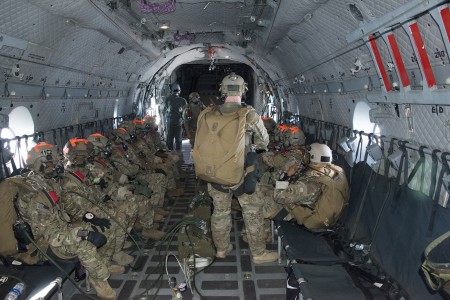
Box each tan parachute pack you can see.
[290,164,349,229]
[0,176,63,263]
[192,106,251,186]
[0,180,20,256]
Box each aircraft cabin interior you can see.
[0,0,450,299]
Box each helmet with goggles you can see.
[143,115,158,131]
[262,116,277,133]
[284,125,306,147]
[27,142,63,177]
[109,128,131,143]
[87,133,112,158]
[63,138,94,166]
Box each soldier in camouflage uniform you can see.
[273,143,349,229]
[259,143,349,229]
[182,92,206,147]
[206,73,278,264]
[124,120,181,198]
[1,142,117,300]
[143,115,185,175]
[108,128,166,240]
[61,138,135,266]
[261,116,283,151]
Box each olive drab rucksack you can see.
[421,230,450,295]
[192,106,252,186]
[0,175,62,263]
[0,180,20,256]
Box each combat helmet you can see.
[119,120,133,132]
[27,142,63,178]
[219,73,248,97]
[172,83,181,95]
[261,116,277,133]
[109,128,131,144]
[308,143,332,164]
[63,138,94,166]
[284,125,306,147]
[188,92,200,102]
[87,133,111,158]
[143,115,158,131]
[133,119,145,130]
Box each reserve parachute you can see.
[191,106,251,186]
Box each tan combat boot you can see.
[89,278,116,300]
[156,207,170,217]
[142,228,166,240]
[252,251,278,264]
[167,189,180,197]
[154,213,165,222]
[113,251,134,265]
[108,264,125,275]
[216,244,233,258]
[122,240,134,249]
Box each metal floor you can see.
[58,140,287,300]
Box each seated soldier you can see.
[261,116,283,151]
[259,143,349,230]
[61,138,137,264]
[143,115,185,175]
[0,142,117,300]
[279,124,306,151]
[107,129,166,240]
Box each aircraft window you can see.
[1,106,36,172]
[352,101,380,165]
[113,99,119,129]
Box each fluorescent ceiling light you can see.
[159,22,170,29]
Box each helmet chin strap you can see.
[306,163,332,178]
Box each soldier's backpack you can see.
[421,230,450,295]
[0,180,19,256]
[192,106,252,186]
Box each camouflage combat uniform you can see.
[143,127,183,168]
[274,164,349,229]
[57,169,124,262]
[182,101,204,147]
[208,102,270,256]
[109,143,164,230]
[132,135,175,193]
[2,172,110,281]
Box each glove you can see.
[82,212,111,232]
[77,228,107,248]
[133,184,152,197]
[86,230,107,248]
[99,178,108,189]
